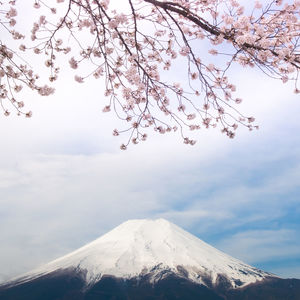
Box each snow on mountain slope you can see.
[13,219,272,288]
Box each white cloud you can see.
[1,131,300,281]
[1,0,300,284]
[269,265,300,280]
[216,229,300,266]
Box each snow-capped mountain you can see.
[1,219,300,300]
[11,218,269,288]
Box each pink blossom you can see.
[26,111,32,118]
[17,101,24,108]
[208,49,218,56]
[228,131,235,138]
[187,114,196,120]
[74,75,84,83]
[203,104,210,110]
[69,57,78,69]
[1,0,299,148]
[108,19,118,29]
[178,104,185,112]
[9,18,16,26]
[206,64,215,72]
[203,118,211,127]
[39,16,46,25]
[115,14,127,24]
[183,137,189,144]
[102,105,111,112]
[14,85,22,92]
[6,7,17,17]
[218,107,225,114]
[223,15,234,25]
[254,1,262,9]
[179,46,189,56]
[38,85,55,96]
[113,129,119,136]
[56,39,63,46]
[45,59,53,67]
[191,72,198,80]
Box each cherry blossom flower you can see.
[69,57,78,69]
[74,75,84,83]
[102,106,111,112]
[1,0,299,148]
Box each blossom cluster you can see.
[0,0,299,148]
[0,1,55,117]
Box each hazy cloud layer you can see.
[1,10,300,283]
[1,120,300,281]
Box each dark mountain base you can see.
[85,274,224,300]
[0,270,85,300]
[0,272,223,300]
[1,271,300,300]
[226,277,300,300]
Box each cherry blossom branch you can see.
[0,0,299,148]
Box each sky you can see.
[0,0,300,283]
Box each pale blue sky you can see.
[0,0,300,284]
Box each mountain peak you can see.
[11,218,271,288]
[110,218,172,233]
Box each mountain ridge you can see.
[1,218,300,300]
[4,218,272,289]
